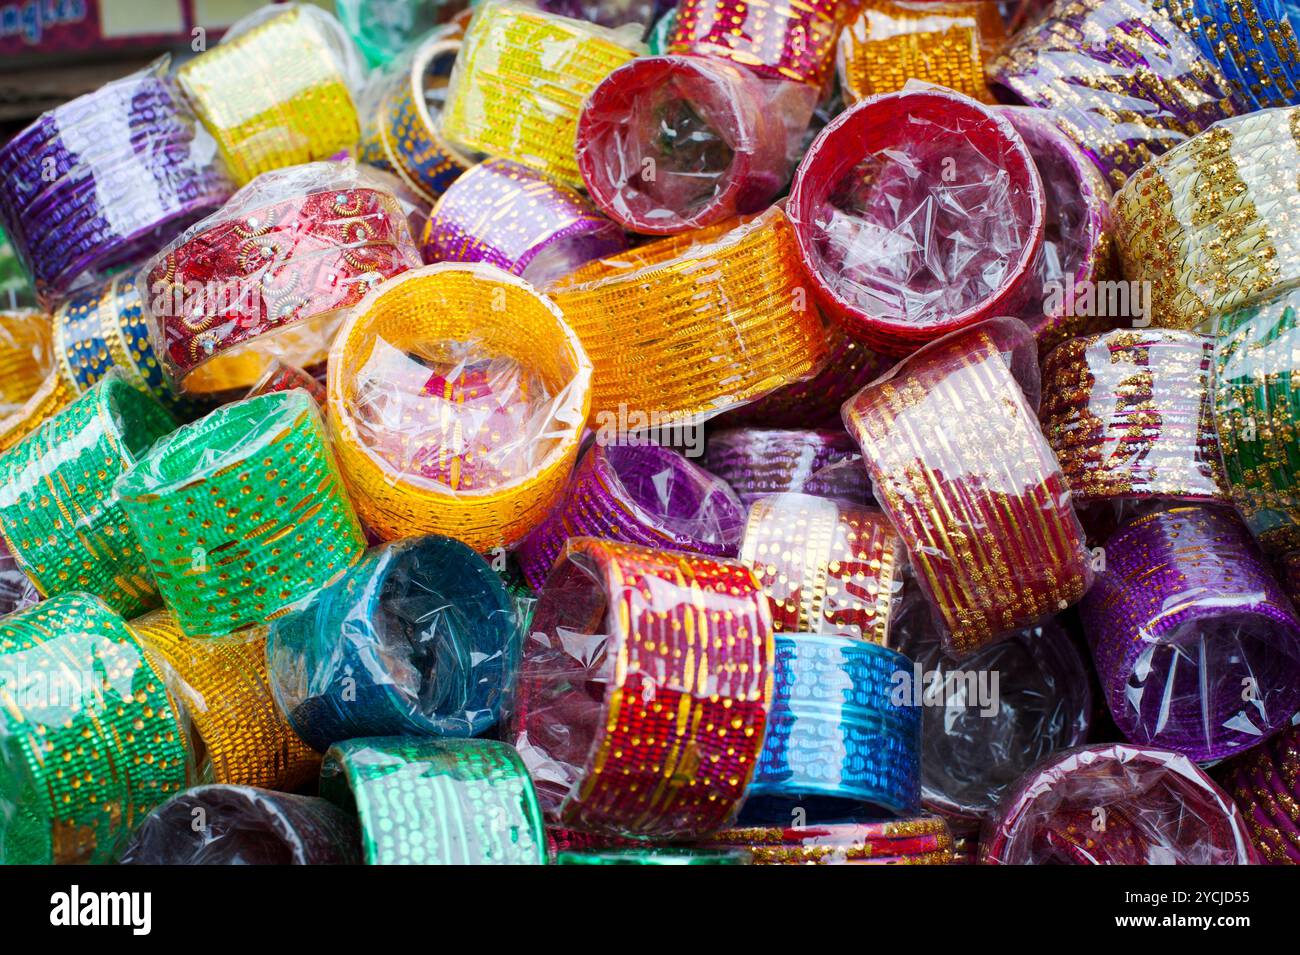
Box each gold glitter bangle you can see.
[0,309,75,453]
[548,207,828,425]
[327,263,592,548]
[705,816,956,865]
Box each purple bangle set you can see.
[702,428,872,509]
[1080,506,1300,763]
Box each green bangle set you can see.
[320,737,547,865]
[0,373,175,617]
[115,389,366,638]
[0,593,191,864]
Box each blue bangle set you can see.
[267,535,519,752]
[1161,0,1300,110]
[740,634,921,823]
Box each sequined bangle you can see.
[1225,724,1300,864]
[739,494,902,644]
[1081,506,1300,762]
[511,537,774,839]
[558,847,753,865]
[321,737,547,865]
[422,159,627,286]
[0,310,75,453]
[440,1,642,190]
[327,263,592,548]
[176,7,360,186]
[548,208,827,424]
[0,374,174,617]
[514,443,745,591]
[0,593,190,864]
[843,321,1092,657]
[702,428,871,509]
[704,816,955,865]
[130,610,319,790]
[1040,329,1228,504]
[117,389,367,638]
[121,785,362,865]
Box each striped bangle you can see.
[510,537,774,839]
[320,737,546,865]
[130,610,320,791]
[0,593,190,864]
[116,389,367,638]
[739,493,902,644]
[702,428,871,509]
[1225,724,1300,864]
[514,442,745,591]
[440,0,642,190]
[548,208,828,424]
[703,816,955,865]
[0,309,75,453]
[0,374,175,617]
[327,263,592,549]
[843,320,1092,657]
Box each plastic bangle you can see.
[327,263,592,548]
[116,389,367,638]
[320,737,546,865]
[0,593,190,864]
[702,428,871,509]
[0,310,75,453]
[557,847,752,865]
[1161,0,1300,111]
[1226,724,1300,864]
[704,816,955,864]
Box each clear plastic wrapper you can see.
[514,442,745,591]
[326,263,592,548]
[702,816,956,865]
[787,88,1045,356]
[0,538,38,617]
[1225,723,1300,864]
[121,785,362,865]
[0,308,74,453]
[245,360,328,406]
[843,318,1093,658]
[336,0,471,67]
[267,535,519,752]
[702,428,873,508]
[981,744,1258,864]
[508,537,774,839]
[1079,505,1300,763]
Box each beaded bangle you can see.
[321,737,546,865]
[116,389,367,638]
[514,442,745,591]
[1079,506,1300,762]
[704,816,955,865]
[740,634,921,822]
[327,263,592,548]
[267,535,518,751]
[0,310,75,453]
[130,610,320,790]
[0,375,174,617]
[1225,724,1300,864]
[702,428,871,509]
[422,159,627,285]
[0,593,190,864]
[1040,329,1228,504]
[787,89,1045,356]
[548,208,827,424]
[121,785,362,865]
[440,1,642,190]
[176,7,361,186]
[558,847,753,865]
[843,321,1092,657]
[739,494,902,644]
[510,537,774,839]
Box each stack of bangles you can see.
[557,847,753,865]
[576,55,789,234]
[0,310,75,453]
[0,375,175,617]
[421,159,628,285]
[514,442,745,591]
[1226,724,1300,864]
[703,428,871,508]
[439,0,642,190]
[1040,329,1229,504]
[509,538,774,839]
[1113,106,1300,329]
[0,62,231,304]
[1079,506,1300,762]
[0,594,191,864]
[115,389,367,638]
[320,737,547,865]
[547,208,828,422]
[786,89,1045,356]
[175,6,361,185]
[843,320,1092,657]
[702,816,955,865]
[738,494,903,644]
[326,263,593,548]
[740,634,921,823]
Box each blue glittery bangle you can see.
[740,634,921,823]
[1172,0,1300,110]
[267,534,520,752]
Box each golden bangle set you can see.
[0,309,74,453]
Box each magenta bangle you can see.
[421,159,628,287]
[702,428,871,509]
[1079,506,1300,763]
[514,442,745,590]
[1226,724,1300,864]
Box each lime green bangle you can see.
[557,847,752,865]
[321,737,547,865]
[0,593,191,864]
[0,373,175,617]
[116,390,367,637]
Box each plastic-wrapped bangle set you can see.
[702,428,872,508]
[0,310,75,453]
[705,816,955,865]
[1227,725,1300,864]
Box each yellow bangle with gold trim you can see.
[0,309,75,453]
